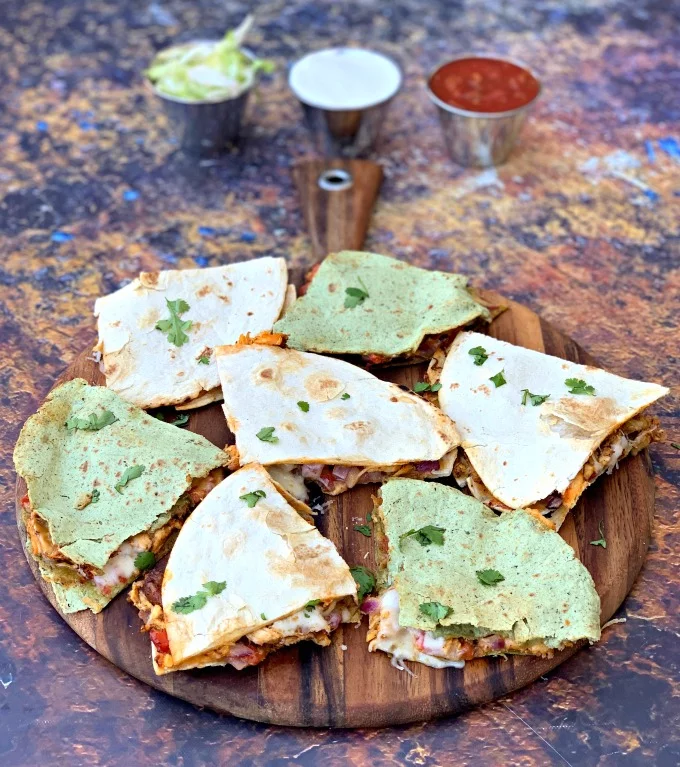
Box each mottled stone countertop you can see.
[0,1,678,765]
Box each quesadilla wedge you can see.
[14,379,228,613]
[432,332,668,528]
[365,479,601,669]
[94,258,288,409]
[273,251,493,365]
[215,342,460,497]
[129,463,358,674]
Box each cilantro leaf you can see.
[66,410,118,432]
[414,382,443,394]
[671,443,680,450]
[521,389,551,407]
[344,278,369,309]
[155,298,192,347]
[198,355,210,365]
[353,524,371,537]
[565,378,596,396]
[239,490,266,508]
[297,400,310,413]
[340,392,351,400]
[115,465,145,493]
[256,426,279,443]
[203,580,227,595]
[350,566,376,601]
[134,551,156,571]
[476,569,505,586]
[260,613,267,620]
[170,414,189,427]
[399,525,445,548]
[172,592,208,614]
[419,601,452,622]
[468,346,489,366]
[590,521,607,548]
[91,488,100,503]
[489,370,507,388]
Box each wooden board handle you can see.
[292,158,383,261]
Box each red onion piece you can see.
[358,471,383,484]
[332,465,352,481]
[301,463,324,480]
[361,597,380,614]
[415,460,440,474]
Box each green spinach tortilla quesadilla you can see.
[273,251,492,365]
[129,463,358,674]
[94,258,288,410]
[365,479,601,670]
[215,341,460,497]
[432,332,668,528]
[14,379,228,614]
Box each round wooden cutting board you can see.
[15,290,656,728]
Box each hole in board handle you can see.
[318,169,353,192]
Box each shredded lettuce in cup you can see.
[146,15,274,102]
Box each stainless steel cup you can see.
[289,49,402,158]
[427,55,541,168]
[148,44,256,156]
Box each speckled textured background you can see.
[0,0,678,764]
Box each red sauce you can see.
[429,57,540,114]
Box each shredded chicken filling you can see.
[452,414,662,515]
[24,468,224,594]
[366,589,562,670]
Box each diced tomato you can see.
[21,494,30,511]
[364,353,390,366]
[150,629,170,655]
[299,263,321,296]
[318,466,336,492]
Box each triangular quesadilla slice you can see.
[433,332,668,528]
[129,464,359,674]
[215,342,460,496]
[273,251,492,365]
[14,379,229,613]
[94,258,288,409]
[365,479,601,669]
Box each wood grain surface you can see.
[15,289,656,728]
[292,158,383,261]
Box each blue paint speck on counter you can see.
[643,189,659,202]
[644,140,656,162]
[658,137,680,160]
[51,231,74,243]
[123,189,140,201]
[36,121,48,132]
[193,255,210,267]
[198,226,216,237]
[78,120,95,130]
[158,252,179,264]
[240,231,256,243]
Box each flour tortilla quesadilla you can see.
[365,479,601,669]
[14,379,228,614]
[433,332,668,528]
[215,341,460,496]
[129,463,358,674]
[273,251,492,365]
[95,258,288,409]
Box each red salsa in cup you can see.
[429,57,540,113]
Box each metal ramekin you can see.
[426,54,541,168]
[147,44,258,156]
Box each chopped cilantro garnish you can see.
[239,489,266,508]
[414,382,442,393]
[91,488,100,503]
[344,277,369,309]
[419,601,452,622]
[198,355,210,365]
[155,298,192,347]
[260,613,267,620]
[340,392,351,400]
[297,400,310,412]
[171,580,227,614]
[170,414,189,427]
[521,389,551,406]
[66,410,118,432]
[476,569,505,586]
[565,378,596,396]
[468,346,489,366]
[590,521,606,548]
[256,426,279,443]
[114,465,145,493]
[350,566,376,601]
[671,443,680,450]
[353,524,371,537]
[134,551,156,571]
[489,370,507,388]
[399,525,445,549]
[303,598,322,616]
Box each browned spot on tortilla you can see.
[304,373,344,402]
[473,384,491,396]
[217,294,231,303]
[344,420,374,437]
[79,461,88,473]
[280,422,296,432]
[543,396,619,436]
[450,383,459,389]
[222,532,245,558]
[139,271,159,288]
[390,397,398,402]
[247,311,253,316]
[260,368,273,379]
[111,320,121,328]
[196,285,212,297]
